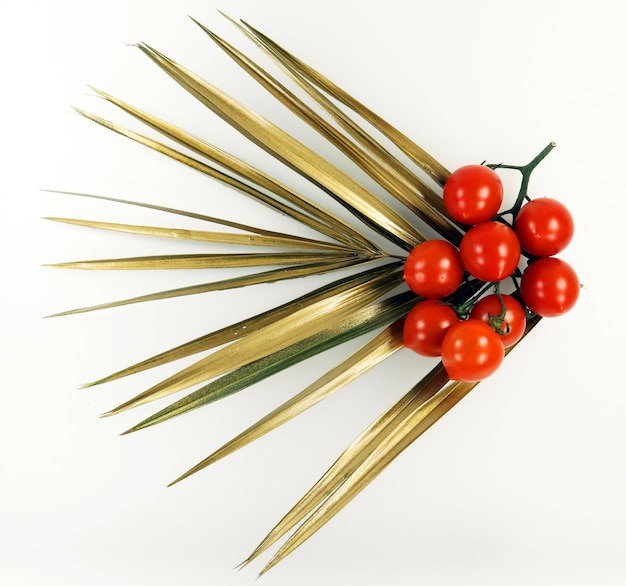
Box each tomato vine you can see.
[402,142,579,382]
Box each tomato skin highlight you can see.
[460,222,521,282]
[514,198,574,256]
[520,257,579,317]
[404,300,460,357]
[443,165,503,224]
[441,320,505,382]
[403,240,464,299]
[469,293,526,348]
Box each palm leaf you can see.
[47,257,375,319]
[45,250,360,271]
[235,17,451,187]
[83,261,403,386]
[51,14,551,575]
[160,319,405,483]
[259,375,475,575]
[123,299,413,440]
[135,43,423,251]
[89,86,381,254]
[250,316,541,572]
[44,190,369,253]
[102,265,404,415]
[200,16,460,244]
[243,362,450,568]
[45,217,354,252]
[74,107,380,253]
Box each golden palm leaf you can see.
[50,15,556,575]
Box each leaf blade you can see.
[238,19,451,187]
[127,297,414,441]
[104,266,405,415]
[134,319,405,480]
[73,106,376,252]
[45,217,355,252]
[253,316,542,571]
[47,257,373,319]
[171,320,404,464]
[81,261,402,384]
[43,189,363,249]
[258,377,475,575]
[88,89,380,254]
[46,251,359,270]
[137,43,423,251]
[207,17,459,243]
[243,362,449,566]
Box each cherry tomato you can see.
[441,320,505,382]
[443,165,503,224]
[520,257,579,317]
[514,198,574,256]
[460,221,521,282]
[403,240,464,298]
[469,293,526,347]
[404,300,460,357]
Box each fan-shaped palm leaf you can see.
[51,14,544,574]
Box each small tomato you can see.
[404,240,464,298]
[520,257,579,317]
[469,293,526,347]
[514,197,574,257]
[460,221,521,282]
[443,165,503,224]
[404,300,460,357]
[441,320,505,382]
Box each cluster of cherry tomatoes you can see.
[403,161,578,382]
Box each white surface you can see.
[3,1,626,584]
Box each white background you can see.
[3,1,626,584]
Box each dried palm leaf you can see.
[123,301,411,438]
[44,217,354,252]
[191,19,460,244]
[48,13,574,576]
[253,316,541,573]
[103,264,404,415]
[235,16,451,187]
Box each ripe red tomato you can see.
[404,300,460,357]
[443,165,503,224]
[514,198,574,256]
[441,320,505,382]
[403,240,464,298]
[520,257,579,317]
[459,222,521,282]
[469,293,526,347]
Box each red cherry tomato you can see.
[404,300,460,357]
[443,165,503,224]
[520,257,579,317]
[403,240,464,298]
[460,222,521,282]
[514,198,574,256]
[469,293,526,347]
[441,320,505,382]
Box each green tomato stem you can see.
[488,282,511,335]
[454,281,493,316]
[487,142,556,221]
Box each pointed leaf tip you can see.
[258,556,280,578]
[167,476,184,488]
[216,10,238,25]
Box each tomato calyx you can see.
[485,286,511,336]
